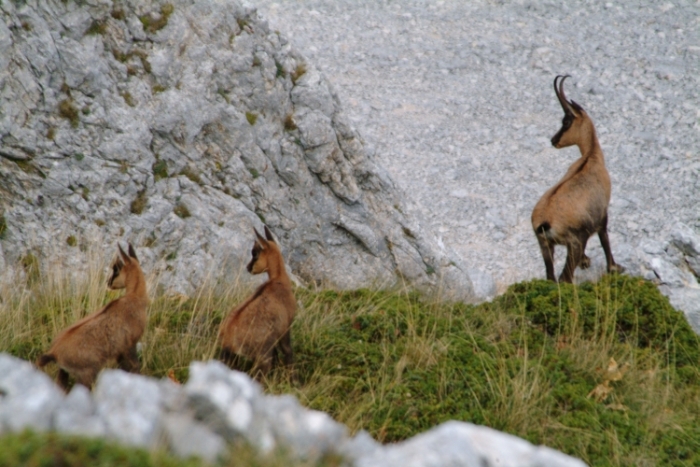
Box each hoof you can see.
[608,264,625,274]
[580,255,591,270]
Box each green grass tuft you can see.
[246,112,258,126]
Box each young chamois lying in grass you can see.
[531,75,624,283]
[37,244,149,391]
[218,226,296,379]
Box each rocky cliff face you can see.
[0,0,474,300]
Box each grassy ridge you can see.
[1,268,699,466]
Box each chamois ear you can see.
[570,100,584,113]
[118,243,131,263]
[128,243,138,261]
[254,228,268,249]
[264,225,275,243]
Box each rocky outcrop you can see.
[0,0,474,300]
[0,353,587,467]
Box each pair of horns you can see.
[117,243,138,262]
[553,75,583,114]
[254,225,275,245]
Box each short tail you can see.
[36,353,56,368]
[535,222,551,235]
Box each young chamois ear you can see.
[531,75,624,283]
[37,243,150,391]
[219,226,296,380]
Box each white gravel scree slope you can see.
[253,0,700,318]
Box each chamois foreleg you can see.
[117,346,140,373]
[598,215,624,274]
[536,235,556,281]
[278,330,294,367]
[57,368,71,392]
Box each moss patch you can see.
[152,159,168,181]
[140,3,174,34]
[291,63,307,84]
[0,214,7,240]
[85,19,107,35]
[173,203,191,219]
[179,166,202,185]
[284,114,297,131]
[130,189,148,215]
[246,112,258,126]
[58,99,79,128]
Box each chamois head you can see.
[550,75,591,149]
[247,226,279,275]
[108,243,139,290]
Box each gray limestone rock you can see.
[162,413,227,463]
[53,384,106,438]
[0,354,64,433]
[93,370,163,447]
[354,421,587,467]
[0,0,475,301]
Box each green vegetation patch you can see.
[0,214,6,240]
[0,430,341,467]
[0,430,195,467]
[2,274,699,466]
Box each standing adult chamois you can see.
[37,244,149,390]
[218,226,296,379]
[531,75,624,283]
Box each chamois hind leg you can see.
[598,216,624,274]
[278,331,294,367]
[559,235,587,284]
[117,346,141,374]
[536,235,556,281]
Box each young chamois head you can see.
[108,243,140,290]
[550,75,593,149]
[247,226,281,276]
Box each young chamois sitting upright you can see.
[531,75,624,283]
[218,226,296,379]
[37,244,149,391]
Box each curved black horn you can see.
[554,75,574,114]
